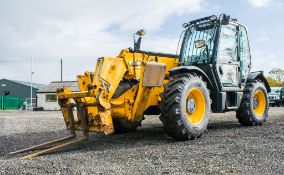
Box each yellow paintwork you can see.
[57,48,178,134]
[186,87,206,125]
[253,89,266,117]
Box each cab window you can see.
[217,24,238,63]
[239,26,251,78]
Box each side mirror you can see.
[134,29,147,51]
[220,14,230,25]
[135,29,147,37]
[194,40,206,48]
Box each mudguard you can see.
[247,71,271,93]
[169,66,214,90]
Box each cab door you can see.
[239,25,251,82]
[216,23,241,89]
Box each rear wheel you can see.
[159,73,211,140]
[236,80,269,125]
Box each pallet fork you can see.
[9,104,89,160]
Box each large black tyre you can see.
[159,73,211,140]
[113,119,141,133]
[236,80,269,126]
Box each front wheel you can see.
[236,80,269,126]
[159,73,211,140]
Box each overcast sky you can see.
[0,0,283,84]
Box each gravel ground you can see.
[0,108,283,174]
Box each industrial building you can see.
[37,81,79,110]
[0,79,44,110]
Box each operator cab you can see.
[179,14,251,91]
[176,14,255,112]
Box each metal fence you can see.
[0,96,26,110]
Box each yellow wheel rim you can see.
[186,87,206,125]
[253,89,266,117]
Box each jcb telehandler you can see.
[11,14,270,159]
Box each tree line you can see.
[266,68,284,87]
